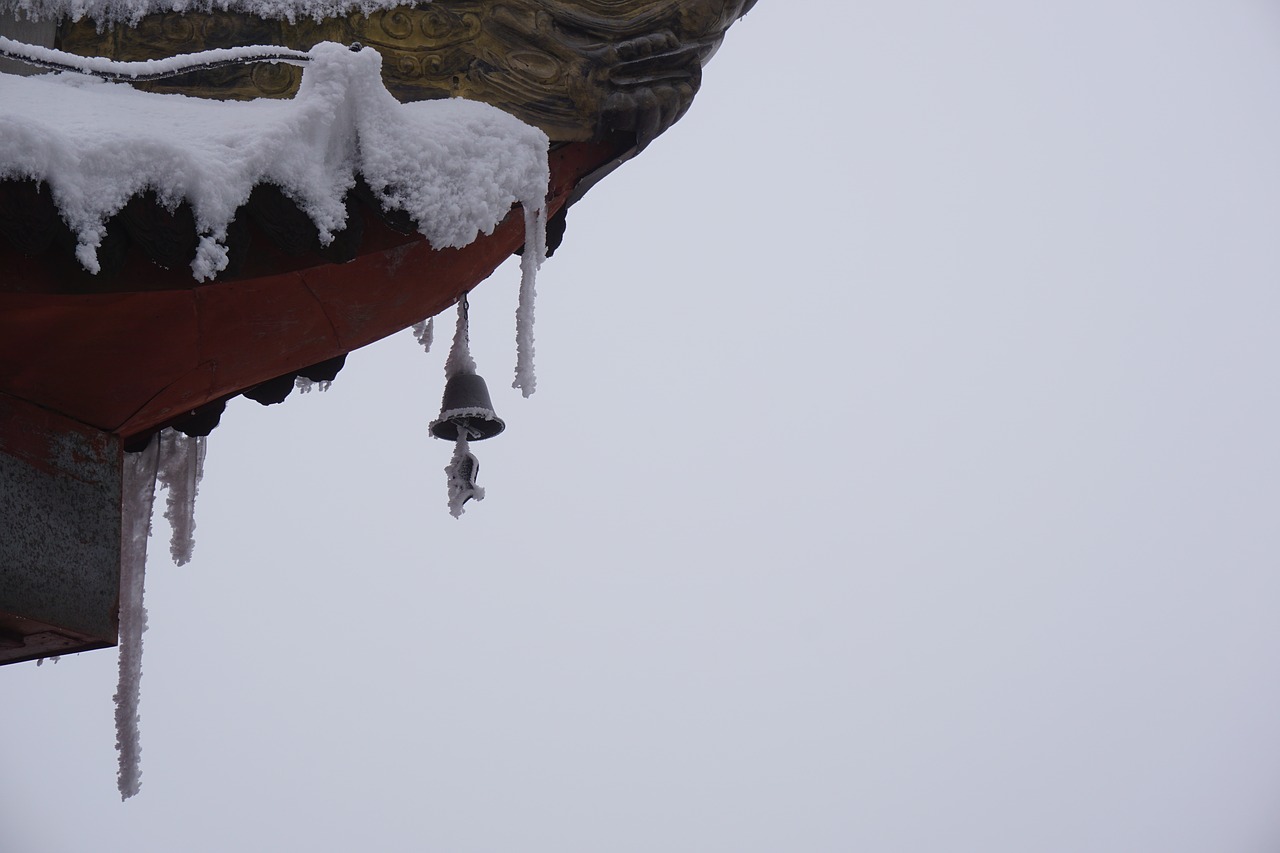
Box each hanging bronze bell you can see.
[429,372,505,441]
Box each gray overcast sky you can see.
[8,2,1280,851]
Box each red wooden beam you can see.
[0,136,629,439]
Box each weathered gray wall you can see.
[0,394,120,649]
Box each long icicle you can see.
[513,204,546,397]
[116,439,160,801]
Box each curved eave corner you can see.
[0,136,628,441]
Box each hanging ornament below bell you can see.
[444,426,485,517]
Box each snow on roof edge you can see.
[0,41,549,281]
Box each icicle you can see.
[445,424,484,517]
[116,439,160,802]
[411,317,434,353]
[513,205,546,398]
[295,376,315,394]
[156,429,206,567]
[444,296,477,379]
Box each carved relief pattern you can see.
[57,0,755,144]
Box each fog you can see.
[6,3,1280,850]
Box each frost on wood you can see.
[0,36,308,79]
[116,439,159,802]
[0,0,405,27]
[0,41,549,281]
[512,204,546,398]
[155,428,205,566]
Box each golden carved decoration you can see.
[55,0,757,145]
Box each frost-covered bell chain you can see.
[0,35,310,82]
[444,295,478,379]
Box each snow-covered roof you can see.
[2,0,403,26]
[0,40,550,280]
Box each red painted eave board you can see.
[0,137,628,438]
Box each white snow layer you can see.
[117,438,159,801]
[0,40,549,281]
[155,428,205,566]
[2,0,409,27]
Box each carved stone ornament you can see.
[57,0,758,146]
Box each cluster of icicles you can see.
[109,208,544,800]
[116,428,206,800]
[425,203,544,517]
